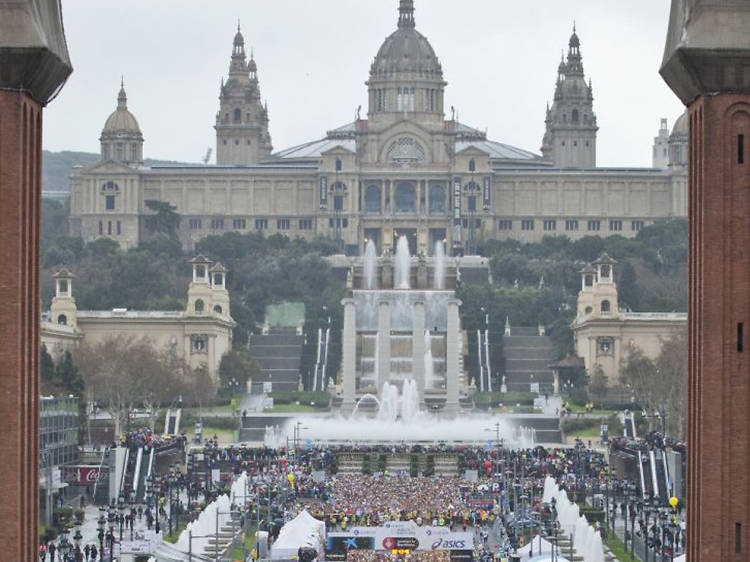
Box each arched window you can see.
[214,305,223,314]
[387,138,425,162]
[195,299,205,313]
[572,109,579,122]
[601,300,611,314]
[57,314,67,326]
[233,108,242,123]
[365,185,382,213]
[429,184,446,214]
[394,182,416,213]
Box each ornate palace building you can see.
[41,258,236,382]
[68,1,688,256]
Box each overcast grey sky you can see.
[43,0,683,167]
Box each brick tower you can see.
[661,1,750,559]
[0,1,71,559]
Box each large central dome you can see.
[369,0,443,80]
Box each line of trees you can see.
[619,330,687,439]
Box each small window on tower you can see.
[233,108,241,123]
[572,109,579,122]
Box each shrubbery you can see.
[473,392,537,408]
[269,391,331,408]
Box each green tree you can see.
[588,367,609,404]
[219,349,260,391]
[56,351,84,397]
[40,345,58,394]
[145,200,181,239]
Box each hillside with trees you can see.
[42,150,191,193]
[41,199,686,397]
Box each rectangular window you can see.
[740,134,745,164]
[233,219,246,230]
[739,323,744,353]
[210,218,224,230]
[498,219,513,231]
[255,219,268,230]
[107,221,112,235]
[609,220,623,231]
[277,219,290,230]
[299,219,313,230]
[189,219,202,230]
[116,221,121,235]
[587,220,601,231]
[521,220,535,231]
[105,195,115,211]
[632,221,644,232]
[468,196,477,212]
[543,220,557,231]
[98,221,103,235]
[334,195,344,212]
[565,220,579,231]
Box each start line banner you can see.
[330,522,473,551]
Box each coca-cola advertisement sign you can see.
[63,466,102,485]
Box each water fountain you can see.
[434,240,446,290]
[394,235,411,289]
[364,240,378,290]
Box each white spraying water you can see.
[424,330,435,390]
[376,380,420,423]
[434,240,446,290]
[394,236,411,289]
[266,414,537,447]
[364,240,378,289]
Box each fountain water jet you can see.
[364,240,378,289]
[434,240,446,290]
[394,236,411,289]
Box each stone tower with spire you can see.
[541,26,598,168]
[215,24,272,165]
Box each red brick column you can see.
[687,94,750,561]
[0,90,43,560]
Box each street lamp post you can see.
[96,509,106,561]
[106,505,115,562]
[72,528,82,561]
[117,492,126,543]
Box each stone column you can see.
[341,298,357,410]
[376,298,391,393]
[412,300,426,398]
[0,4,71,559]
[445,298,462,415]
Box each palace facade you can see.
[68,1,688,257]
[41,258,236,381]
[571,253,686,386]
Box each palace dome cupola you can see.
[367,0,446,122]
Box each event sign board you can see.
[328,524,473,554]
